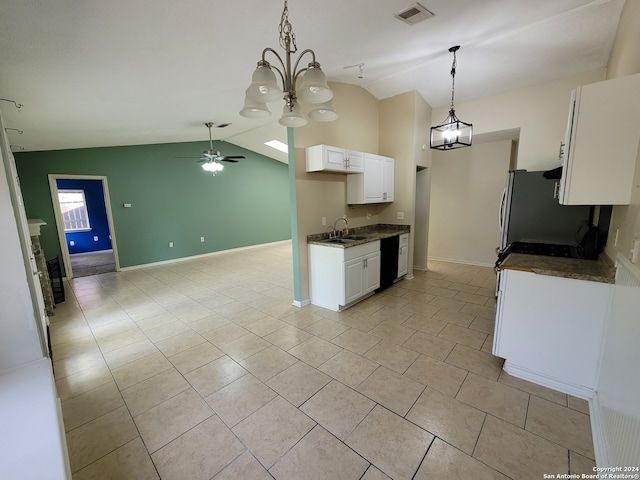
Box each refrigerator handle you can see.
[499,186,507,231]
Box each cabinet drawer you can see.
[343,240,380,261]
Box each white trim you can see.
[502,361,594,399]
[119,240,291,271]
[292,299,310,308]
[427,255,495,268]
[48,174,120,279]
[589,393,609,467]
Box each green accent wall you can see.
[15,140,291,269]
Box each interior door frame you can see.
[48,174,120,279]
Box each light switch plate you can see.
[396,212,404,220]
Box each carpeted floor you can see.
[70,249,116,277]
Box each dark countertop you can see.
[499,252,616,284]
[307,224,410,248]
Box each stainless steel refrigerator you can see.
[498,170,593,255]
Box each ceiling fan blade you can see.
[175,156,203,159]
[224,155,246,159]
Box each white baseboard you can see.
[427,255,495,268]
[119,240,291,271]
[292,299,310,308]
[588,393,608,467]
[503,362,595,399]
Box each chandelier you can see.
[239,0,338,127]
[430,46,473,150]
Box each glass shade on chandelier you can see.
[245,62,282,103]
[239,0,337,127]
[279,102,308,127]
[239,91,271,118]
[308,99,338,122]
[430,45,473,150]
[297,63,333,103]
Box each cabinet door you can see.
[559,74,640,205]
[383,157,394,202]
[496,268,609,389]
[344,257,365,304]
[397,237,408,278]
[363,252,381,294]
[363,154,384,202]
[325,146,347,171]
[345,150,364,172]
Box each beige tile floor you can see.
[51,241,596,480]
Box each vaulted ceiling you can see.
[0,0,625,162]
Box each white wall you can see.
[0,112,43,372]
[432,69,606,172]
[605,0,640,264]
[428,140,512,266]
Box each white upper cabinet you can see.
[306,145,364,173]
[347,154,395,204]
[559,73,640,205]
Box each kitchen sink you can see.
[342,235,369,240]
[323,238,357,244]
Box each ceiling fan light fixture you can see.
[202,161,224,175]
[430,45,473,151]
[308,99,339,122]
[279,102,307,127]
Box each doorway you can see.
[49,174,119,279]
[413,166,431,271]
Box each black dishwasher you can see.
[377,235,399,292]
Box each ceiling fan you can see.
[177,122,246,166]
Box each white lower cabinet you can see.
[494,268,611,397]
[309,241,381,311]
[397,233,409,278]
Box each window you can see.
[58,189,91,231]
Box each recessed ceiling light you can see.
[264,139,288,153]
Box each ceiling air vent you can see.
[394,3,434,26]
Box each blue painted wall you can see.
[56,178,112,254]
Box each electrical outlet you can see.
[322,216,326,226]
[69,240,75,246]
[93,236,99,241]
[200,237,205,243]
[396,211,405,220]
[168,242,174,248]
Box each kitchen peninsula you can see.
[494,253,615,398]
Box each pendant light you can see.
[430,46,473,150]
[239,0,338,126]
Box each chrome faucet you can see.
[333,217,348,238]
